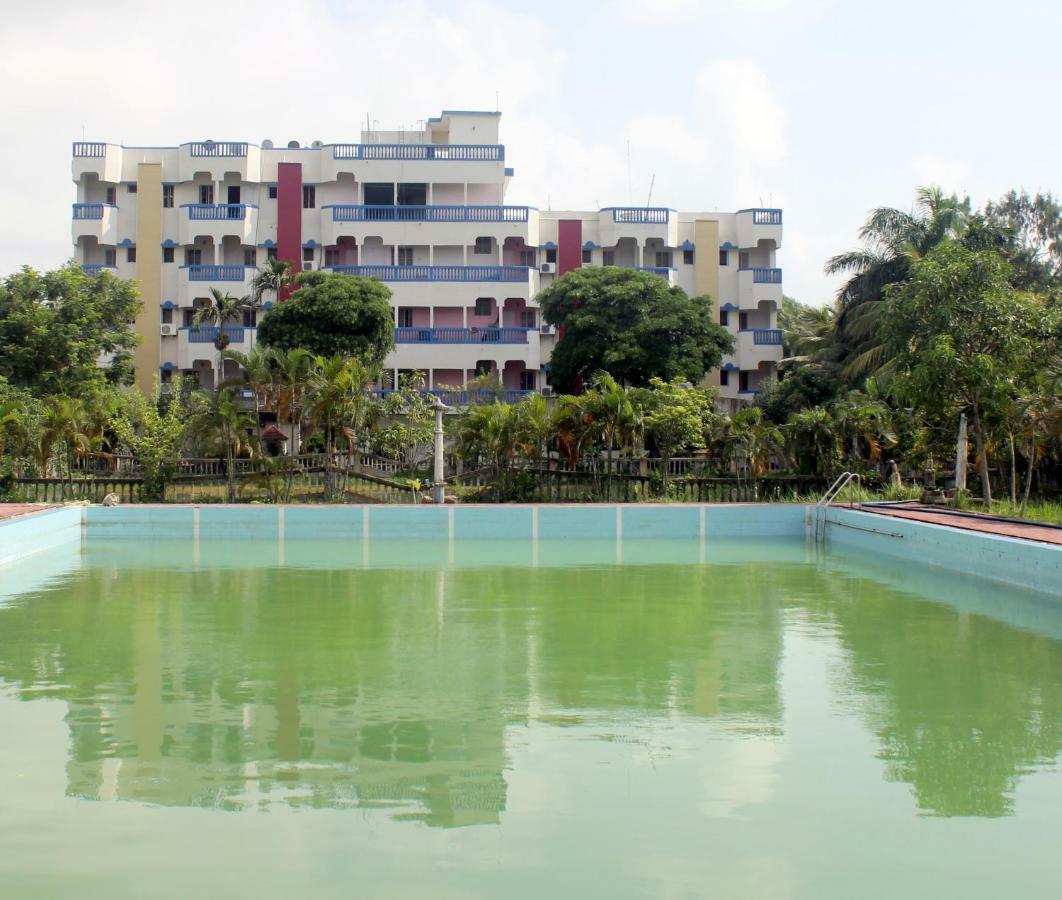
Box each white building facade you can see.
[71,110,783,404]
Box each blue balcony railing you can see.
[331,144,504,161]
[745,328,783,345]
[738,208,783,225]
[372,388,533,405]
[188,141,248,158]
[185,265,252,281]
[72,142,106,158]
[183,325,249,344]
[606,207,670,224]
[72,203,114,219]
[327,204,529,223]
[328,265,530,283]
[81,264,117,276]
[395,327,530,344]
[637,266,675,279]
[185,203,252,220]
[741,267,782,284]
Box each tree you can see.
[252,258,295,305]
[976,190,1061,290]
[192,288,255,388]
[190,387,256,502]
[0,263,140,395]
[112,378,192,500]
[538,267,733,391]
[887,242,1036,503]
[635,378,714,493]
[257,272,395,365]
[727,407,783,478]
[586,373,638,501]
[785,406,839,478]
[454,401,521,498]
[222,344,278,456]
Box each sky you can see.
[1,0,1058,305]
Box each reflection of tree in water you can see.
[0,561,790,825]
[820,573,1062,817]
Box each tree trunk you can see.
[954,412,968,493]
[324,429,335,502]
[226,443,236,503]
[970,403,992,504]
[1021,438,1035,514]
[1008,433,1017,504]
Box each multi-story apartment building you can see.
[71,110,782,406]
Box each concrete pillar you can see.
[431,397,448,504]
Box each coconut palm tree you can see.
[454,401,521,498]
[191,387,255,503]
[252,257,295,305]
[221,344,278,456]
[825,187,970,382]
[269,347,313,500]
[34,396,90,480]
[728,407,783,479]
[587,373,636,501]
[785,406,840,478]
[193,287,255,389]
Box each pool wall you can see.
[823,507,1061,596]
[0,506,83,567]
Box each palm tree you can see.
[221,344,278,457]
[728,407,783,479]
[34,396,90,480]
[193,287,255,389]
[270,347,313,500]
[784,406,839,478]
[305,355,378,501]
[514,393,553,472]
[252,257,295,305]
[192,387,255,502]
[454,402,521,498]
[825,186,969,382]
[587,373,636,501]
[830,390,897,470]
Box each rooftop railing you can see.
[738,208,783,225]
[72,142,106,158]
[182,325,250,343]
[328,264,530,283]
[606,207,670,224]
[740,267,783,284]
[327,204,530,223]
[184,203,252,220]
[72,203,115,219]
[188,141,249,158]
[331,144,504,161]
[81,264,117,275]
[395,327,530,344]
[184,264,253,281]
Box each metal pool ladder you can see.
[814,472,861,542]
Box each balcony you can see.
[329,265,531,283]
[637,266,677,284]
[184,325,249,343]
[81,264,118,276]
[598,207,676,247]
[185,264,252,281]
[186,203,251,220]
[748,328,782,345]
[180,204,258,244]
[395,327,530,344]
[331,144,504,161]
[742,267,782,283]
[736,329,784,364]
[736,208,783,249]
[372,388,532,405]
[72,142,106,158]
[188,142,248,157]
[72,142,122,183]
[176,325,255,368]
[327,204,529,223]
[737,267,783,311]
[72,203,119,243]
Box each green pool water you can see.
[1,538,1061,898]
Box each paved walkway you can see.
[0,504,54,522]
[859,504,1062,546]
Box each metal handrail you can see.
[814,471,862,541]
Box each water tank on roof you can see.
[311,140,323,148]
[287,140,300,149]
[262,139,274,149]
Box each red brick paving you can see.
[0,504,55,521]
[860,505,1062,546]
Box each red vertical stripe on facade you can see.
[276,163,302,300]
[557,219,582,276]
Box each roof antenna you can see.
[495,90,499,112]
[626,141,632,205]
[646,174,656,208]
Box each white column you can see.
[427,183,433,205]
[429,306,434,327]
[431,398,447,504]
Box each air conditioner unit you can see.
[539,323,555,335]
[159,383,174,395]
[541,386,555,398]
[539,262,556,274]
[160,323,177,336]
[302,262,315,271]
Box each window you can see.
[302,185,316,209]
[474,236,492,255]
[183,309,196,327]
[739,312,748,330]
[602,250,615,266]
[474,298,492,317]
[185,248,202,265]
[162,185,174,208]
[519,250,536,267]
[739,251,750,269]
[324,247,340,267]
[268,185,278,199]
[739,371,749,392]
[397,246,414,266]
[267,247,278,261]
[242,309,257,327]
[126,247,136,263]
[160,368,172,384]
[519,370,536,391]
[104,249,116,266]
[520,309,537,328]
[683,249,694,265]
[545,248,557,263]
[719,310,729,327]
[582,249,592,264]
[127,183,137,194]
[397,308,413,327]
[161,307,173,325]
[720,369,729,387]
[199,184,214,205]
[655,251,671,267]
[105,187,116,205]
[303,247,314,263]
[475,360,493,377]
[244,248,257,267]
[163,246,175,263]
[718,249,728,266]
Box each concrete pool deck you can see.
[855,503,1062,546]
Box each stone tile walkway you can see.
[860,504,1062,546]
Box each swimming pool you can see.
[1,507,1060,898]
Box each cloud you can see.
[912,155,972,193]
[621,0,790,24]
[697,60,786,169]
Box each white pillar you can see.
[431,397,448,504]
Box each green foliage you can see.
[376,373,433,468]
[0,263,140,395]
[112,378,191,501]
[538,267,733,391]
[257,272,395,364]
[758,364,844,424]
